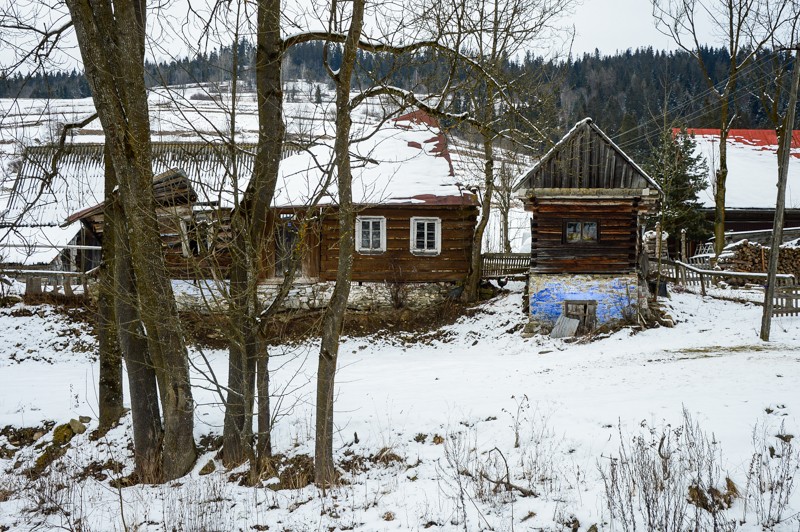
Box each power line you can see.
[610,51,794,151]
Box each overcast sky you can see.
[571,0,683,56]
[0,0,709,74]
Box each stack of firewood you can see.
[643,230,669,258]
[719,240,800,281]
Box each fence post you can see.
[25,276,41,295]
[680,228,687,262]
[700,272,706,296]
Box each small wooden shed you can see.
[513,118,661,331]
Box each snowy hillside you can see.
[1,285,798,530]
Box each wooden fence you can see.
[652,258,799,317]
[481,253,530,279]
[651,258,795,296]
[774,285,800,317]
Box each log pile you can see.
[643,230,668,258]
[718,240,800,282]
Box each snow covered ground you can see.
[0,284,798,531]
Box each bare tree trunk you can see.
[314,0,365,486]
[255,350,271,464]
[222,0,255,469]
[760,47,800,341]
[501,205,511,254]
[66,0,196,480]
[713,102,730,258]
[223,234,258,466]
[97,149,124,432]
[113,204,164,481]
[222,0,284,469]
[462,133,495,303]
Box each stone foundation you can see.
[174,278,457,313]
[527,273,644,332]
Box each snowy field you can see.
[0,284,799,531]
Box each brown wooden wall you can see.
[159,206,234,279]
[531,198,643,274]
[85,203,475,282]
[86,205,235,280]
[260,209,321,280]
[318,205,477,282]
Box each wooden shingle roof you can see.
[514,118,662,197]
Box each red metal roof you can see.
[394,110,455,176]
[677,128,800,159]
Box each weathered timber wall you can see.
[318,205,478,282]
[531,198,644,274]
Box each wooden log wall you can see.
[159,206,234,279]
[259,210,322,279]
[530,197,643,274]
[318,205,478,282]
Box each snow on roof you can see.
[275,111,465,207]
[683,128,800,209]
[0,223,80,266]
[0,92,469,264]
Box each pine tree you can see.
[645,127,711,244]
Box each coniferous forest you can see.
[1,41,794,155]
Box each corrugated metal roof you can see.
[680,129,800,156]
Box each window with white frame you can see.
[180,213,214,257]
[410,217,441,255]
[356,216,386,254]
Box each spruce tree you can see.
[645,127,711,245]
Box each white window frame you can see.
[355,216,386,254]
[409,217,441,256]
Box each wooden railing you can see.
[481,253,530,279]
[774,285,800,317]
[651,258,796,299]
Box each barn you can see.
[513,118,662,333]
[5,110,478,308]
[686,128,800,233]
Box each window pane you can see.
[371,221,381,249]
[426,222,436,249]
[583,222,597,241]
[415,223,424,249]
[566,222,581,242]
[361,222,370,249]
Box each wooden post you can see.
[655,222,662,260]
[761,46,800,341]
[680,229,687,262]
[25,276,41,295]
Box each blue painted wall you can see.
[528,274,638,327]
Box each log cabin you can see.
[513,118,661,332]
[3,110,477,308]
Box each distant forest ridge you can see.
[1,41,796,154]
